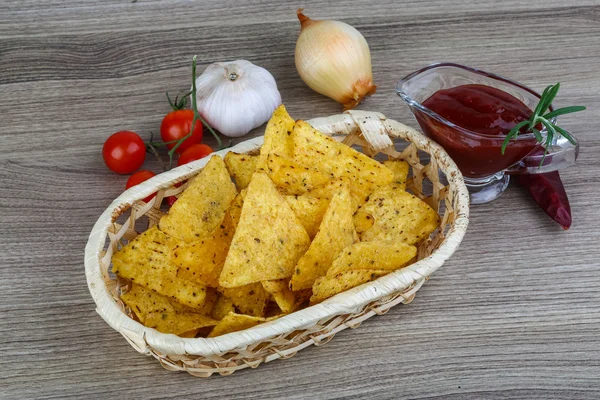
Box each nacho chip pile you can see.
[112,104,439,338]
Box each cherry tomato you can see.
[102,131,146,174]
[160,110,203,154]
[177,144,213,166]
[125,170,157,203]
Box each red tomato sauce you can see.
[414,84,539,178]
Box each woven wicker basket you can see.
[85,110,470,377]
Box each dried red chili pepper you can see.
[517,171,572,230]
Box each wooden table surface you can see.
[2,1,599,398]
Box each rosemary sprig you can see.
[501,83,585,165]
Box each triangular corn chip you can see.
[159,156,237,243]
[196,288,218,316]
[327,241,417,277]
[112,226,208,309]
[226,189,246,230]
[353,211,375,234]
[304,178,364,212]
[356,186,439,245]
[266,153,330,195]
[120,284,217,336]
[219,173,310,288]
[219,282,270,317]
[208,312,269,338]
[257,105,294,171]
[290,184,357,291]
[310,270,390,304]
[120,283,174,323]
[211,293,236,321]
[144,311,217,336]
[224,152,258,190]
[174,190,242,288]
[173,224,231,288]
[383,160,410,189]
[285,195,329,239]
[291,120,393,202]
[262,279,296,314]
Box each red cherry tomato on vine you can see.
[160,110,203,154]
[102,131,146,174]
[177,144,213,166]
[125,170,157,203]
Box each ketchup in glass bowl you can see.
[396,63,579,204]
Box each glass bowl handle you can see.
[506,131,579,175]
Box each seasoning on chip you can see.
[383,160,409,189]
[219,173,310,288]
[256,104,295,171]
[311,270,390,305]
[291,120,393,202]
[327,241,416,277]
[290,184,356,291]
[285,195,329,239]
[160,156,237,243]
[262,279,296,314]
[224,152,259,190]
[356,186,439,245]
[112,226,208,308]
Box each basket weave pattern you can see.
[85,111,470,377]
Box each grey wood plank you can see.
[1,0,599,399]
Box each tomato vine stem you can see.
[167,55,223,169]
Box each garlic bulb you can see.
[193,60,282,137]
[295,9,376,110]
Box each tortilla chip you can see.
[310,270,390,304]
[145,311,217,336]
[226,189,246,229]
[291,120,393,202]
[285,195,329,239]
[123,283,213,315]
[173,225,231,288]
[257,105,295,171]
[293,289,313,307]
[219,282,269,317]
[266,153,330,195]
[262,279,296,314]
[211,293,236,321]
[120,284,217,336]
[208,312,268,338]
[219,173,310,288]
[353,211,375,234]
[195,288,218,315]
[224,152,258,190]
[305,178,363,212]
[383,160,410,189]
[356,186,439,245]
[159,156,237,243]
[327,241,417,277]
[120,283,173,323]
[112,226,208,309]
[290,184,357,291]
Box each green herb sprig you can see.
[501,83,585,164]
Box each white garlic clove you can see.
[194,60,282,138]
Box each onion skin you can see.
[295,9,377,110]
